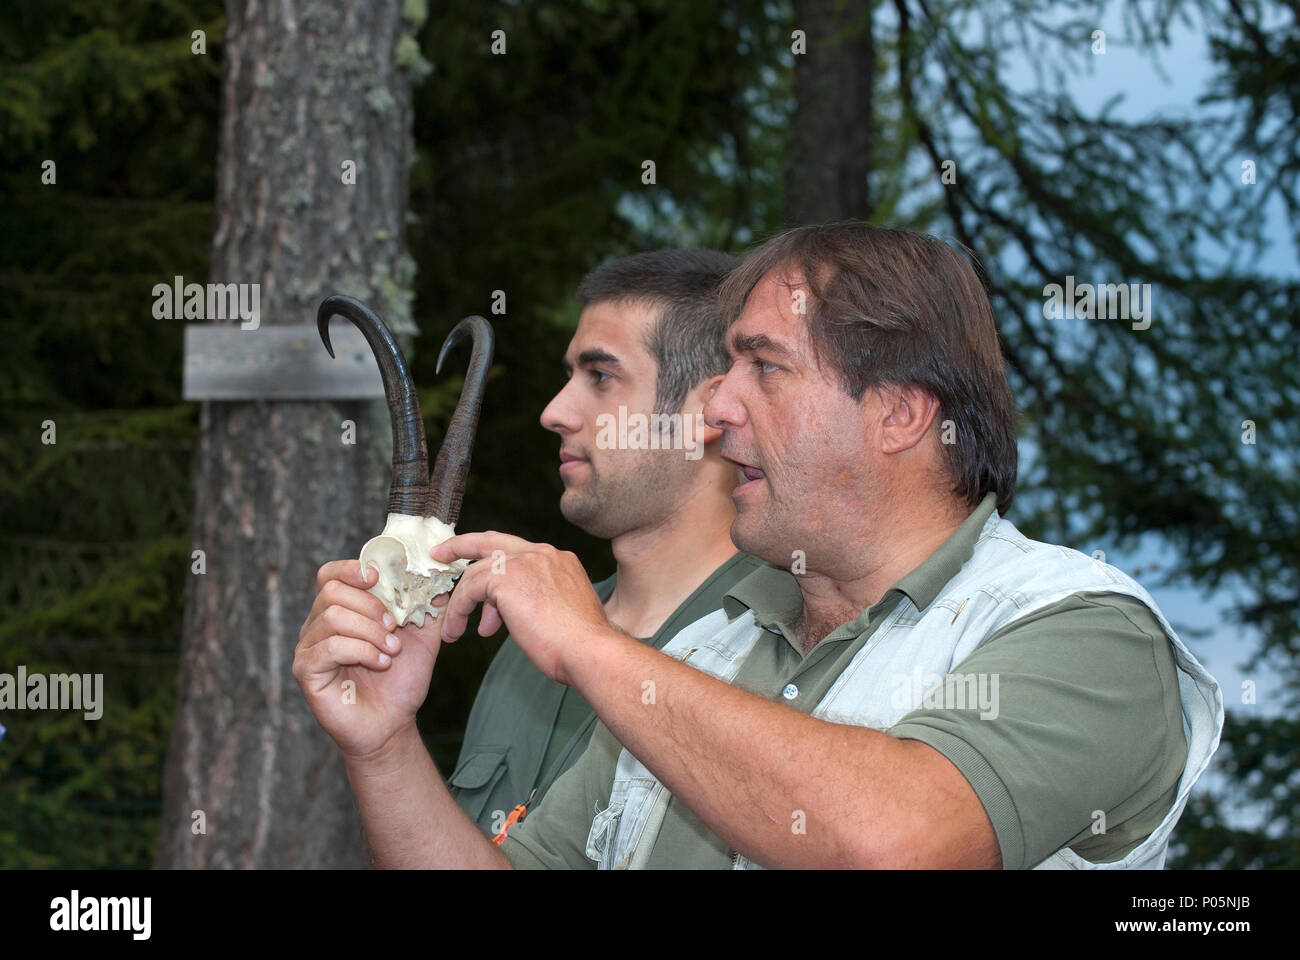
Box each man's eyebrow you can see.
[729,333,794,360]
[563,347,622,373]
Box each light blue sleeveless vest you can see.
[584,510,1223,869]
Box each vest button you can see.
[781,683,799,700]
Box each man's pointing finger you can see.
[430,530,537,564]
[440,559,495,642]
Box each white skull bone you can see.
[359,512,470,627]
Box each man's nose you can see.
[540,380,580,435]
[703,370,745,432]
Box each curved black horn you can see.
[317,294,429,516]
[427,315,495,525]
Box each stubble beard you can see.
[560,450,686,540]
[729,474,801,569]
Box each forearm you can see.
[344,723,511,869]
[569,632,909,867]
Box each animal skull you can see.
[317,295,494,629]
[360,513,468,627]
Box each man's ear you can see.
[683,374,726,445]
[879,384,942,455]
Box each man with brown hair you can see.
[295,221,1222,869]
[446,250,765,836]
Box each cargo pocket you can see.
[448,748,509,826]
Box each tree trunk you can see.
[784,0,875,225]
[157,0,425,868]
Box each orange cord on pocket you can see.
[491,789,537,846]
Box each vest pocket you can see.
[585,798,626,866]
[447,748,509,826]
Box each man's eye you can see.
[753,359,778,375]
[591,369,612,384]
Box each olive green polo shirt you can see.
[449,551,767,834]
[501,494,1188,869]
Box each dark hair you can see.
[717,221,1018,515]
[576,249,738,414]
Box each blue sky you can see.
[1000,6,1290,719]
[993,5,1293,833]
